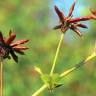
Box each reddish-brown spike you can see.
[9,30,17,37]
[54,5,64,23]
[14,49,25,55]
[71,28,82,37]
[6,32,16,44]
[0,32,4,42]
[9,50,18,63]
[76,23,88,28]
[11,40,29,47]
[91,14,96,20]
[90,9,96,15]
[67,0,76,17]
[13,46,29,50]
[69,17,91,23]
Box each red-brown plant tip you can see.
[90,9,96,20]
[54,0,92,37]
[11,40,29,47]
[75,23,88,28]
[54,5,65,23]
[0,30,29,62]
[69,17,92,23]
[6,30,16,44]
[67,0,76,17]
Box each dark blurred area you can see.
[0,0,96,96]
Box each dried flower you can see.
[54,0,93,36]
[0,30,29,62]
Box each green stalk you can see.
[32,33,64,96]
[32,84,47,96]
[0,61,3,96]
[60,52,96,78]
[50,33,64,76]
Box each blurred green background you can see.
[0,0,96,96]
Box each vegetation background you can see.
[0,0,96,96]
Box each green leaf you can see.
[34,66,43,75]
[54,83,64,88]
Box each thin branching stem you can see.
[0,61,3,96]
[60,52,96,78]
[50,33,64,76]
[31,33,64,96]
[32,84,47,96]
[31,48,96,96]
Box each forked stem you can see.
[50,33,64,76]
[32,33,64,96]
[32,46,96,96]
[0,61,3,96]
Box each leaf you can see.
[34,66,43,75]
[54,83,64,88]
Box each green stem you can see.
[32,84,47,96]
[0,61,3,96]
[50,33,64,76]
[60,52,96,78]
